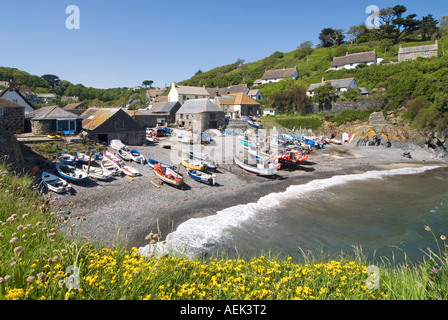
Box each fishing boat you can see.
[101,159,122,176]
[56,163,89,182]
[187,168,216,186]
[234,155,278,177]
[181,158,206,171]
[246,119,262,129]
[102,149,125,166]
[130,149,145,164]
[74,152,91,164]
[82,164,113,181]
[186,152,217,171]
[117,149,133,161]
[41,171,71,193]
[147,158,174,170]
[110,139,128,151]
[56,153,76,165]
[153,163,183,188]
[121,165,140,177]
[247,149,271,162]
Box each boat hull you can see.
[41,172,71,193]
[154,164,183,188]
[56,163,89,182]
[102,149,125,166]
[233,155,277,176]
[187,169,215,185]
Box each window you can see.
[115,121,124,130]
[424,51,430,55]
[57,120,76,132]
[0,107,3,116]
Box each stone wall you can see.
[0,106,25,133]
[0,124,24,170]
[31,119,52,135]
[305,99,384,115]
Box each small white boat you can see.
[101,159,122,176]
[117,149,133,161]
[41,171,72,193]
[130,149,145,164]
[82,164,113,181]
[110,139,128,151]
[102,149,125,167]
[121,165,140,177]
[74,152,91,164]
[234,155,277,177]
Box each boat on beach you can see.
[102,149,125,166]
[177,136,194,144]
[233,155,278,177]
[186,152,218,171]
[117,149,133,161]
[246,119,262,129]
[130,149,146,164]
[110,139,129,151]
[101,159,122,176]
[56,163,89,182]
[181,158,207,171]
[82,164,113,181]
[41,171,72,193]
[56,153,76,165]
[121,165,140,177]
[187,168,216,185]
[153,163,183,188]
[74,152,91,164]
[147,158,175,170]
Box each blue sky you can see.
[1,0,447,89]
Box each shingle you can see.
[262,67,297,80]
[177,99,221,114]
[331,51,377,68]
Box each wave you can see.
[139,165,441,258]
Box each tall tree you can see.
[296,41,313,59]
[142,80,153,88]
[419,14,439,41]
[319,28,345,47]
[41,74,61,90]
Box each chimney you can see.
[283,66,286,70]
[321,77,325,83]
[8,80,14,91]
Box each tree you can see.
[296,41,313,60]
[319,28,344,47]
[268,86,309,114]
[41,74,61,90]
[419,14,439,41]
[142,80,153,88]
[312,83,338,111]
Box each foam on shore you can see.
[139,165,441,259]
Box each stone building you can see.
[0,97,25,133]
[81,108,145,145]
[26,106,83,135]
[398,40,439,62]
[175,99,225,132]
[213,93,261,119]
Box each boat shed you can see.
[81,108,146,145]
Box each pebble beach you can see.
[52,129,448,250]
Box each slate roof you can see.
[26,106,82,120]
[331,51,377,68]
[308,78,357,91]
[177,99,221,114]
[63,103,87,111]
[150,101,181,113]
[262,67,298,80]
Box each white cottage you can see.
[168,83,210,104]
[0,82,35,114]
[330,51,380,70]
[261,67,299,84]
[307,78,359,97]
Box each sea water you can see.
[141,166,448,264]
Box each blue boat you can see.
[73,152,91,164]
[56,153,76,165]
[147,158,175,170]
[55,163,89,182]
[246,120,262,129]
[187,168,216,185]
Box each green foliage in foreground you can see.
[1,160,447,300]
